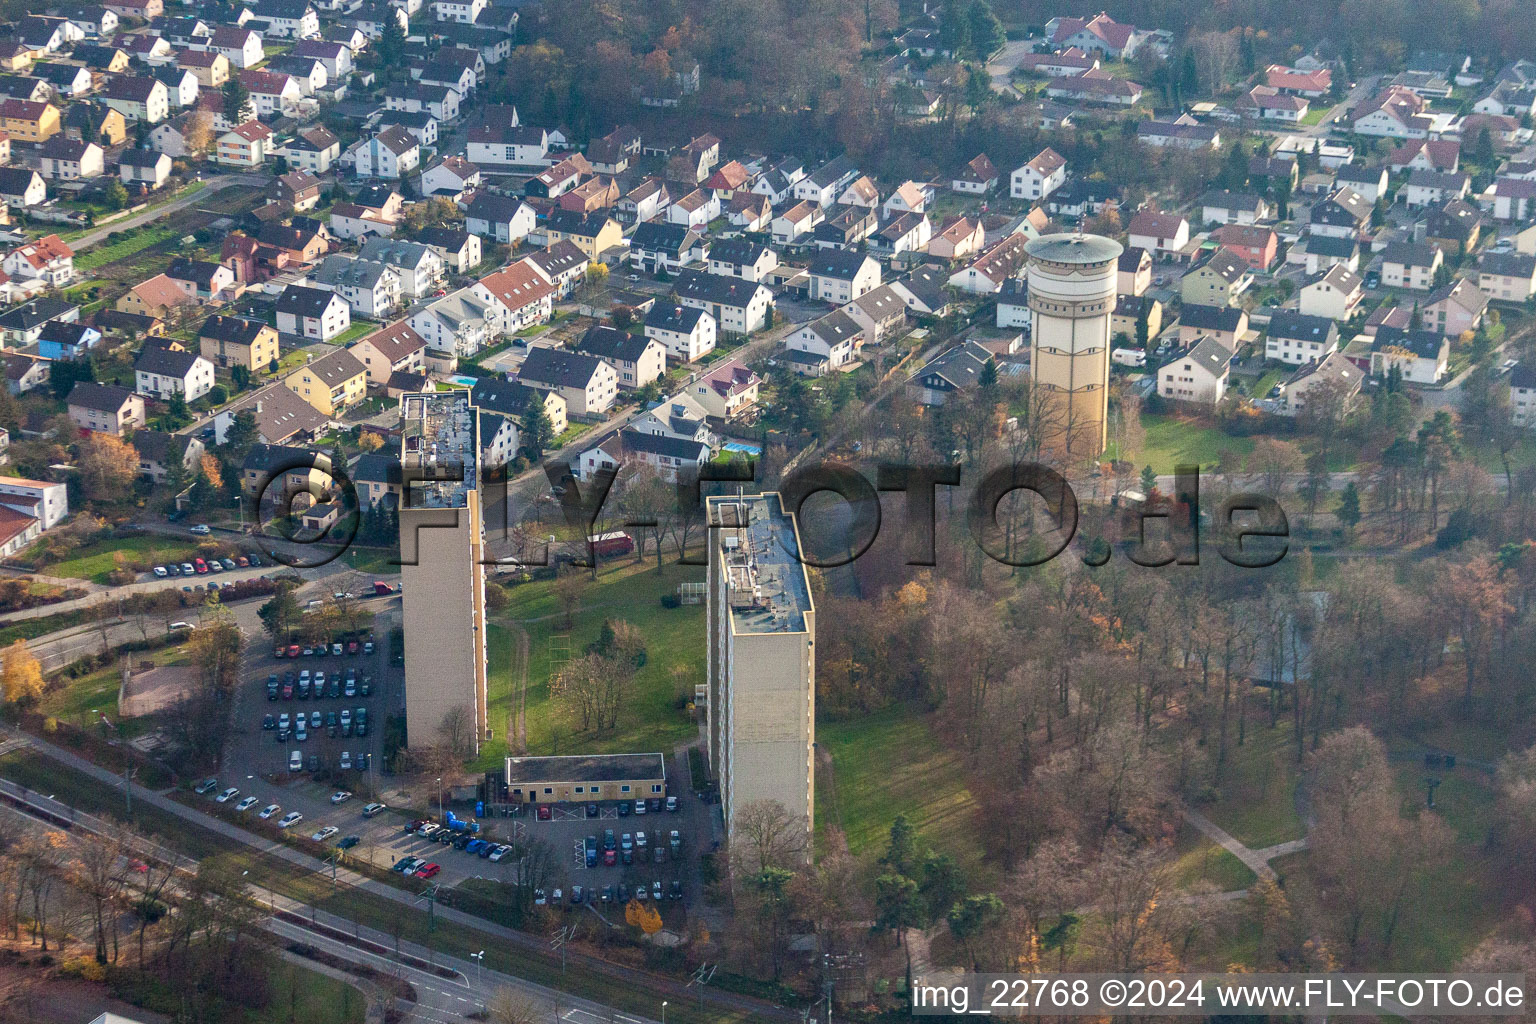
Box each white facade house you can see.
[644,303,716,362]
[134,347,214,401]
[1010,147,1067,201]
[275,284,351,342]
[1159,337,1230,405]
[347,125,420,179]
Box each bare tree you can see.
[729,799,809,875]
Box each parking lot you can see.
[219,594,404,832]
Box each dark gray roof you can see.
[132,429,194,465]
[134,346,203,377]
[464,192,528,223]
[276,283,344,318]
[1268,310,1339,344]
[620,428,708,462]
[1481,250,1536,277]
[709,237,772,268]
[575,324,658,364]
[644,303,705,333]
[1179,303,1245,332]
[201,315,270,345]
[517,346,608,388]
[1382,242,1439,267]
[1372,326,1448,360]
[808,248,875,281]
[1307,234,1357,257]
[916,339,992,390]
[674,270,768,308]
[67,381,136,413]
[629,221,700,255]
[471,377,549,417]
[0,297,75,330]
[298,347,366,386]
[1164,335,1232,376]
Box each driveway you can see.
[985,37,1039,93]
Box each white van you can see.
[169,621,192,631]
[1111,347,1147,368]
[288,749,302,771]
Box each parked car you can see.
[331,790,352,804]
[260,803,281,819]
[262,714,275,729]
[339,751,352,770]
[194,777,218,795]
[153,566,168,578]
[337,835,360,850]
[363,802,387,818]
[311,826,339,842]
[235,796,259,812]
[665,795,678,812]
[537,805,552,820]
[277,811,303,828]
[669,880,683,900]
[190,524,210,535]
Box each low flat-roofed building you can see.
[501,752,667,803]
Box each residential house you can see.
[311,254,400,317]
[151,66,198,109]
[1118,247,1152,295]
[906,339,993,404]
[36,320,98,359]
[463,192,535,245]
[544,209,621,261]
[290,39,351,79]
[1266,310,1340,365]
[690,359,759,422]
[586,124,640,175]
[419,155,480,200]
[1159,336,1231,405]
[1180,248,1253,307]
[1110,293,1161,343]
[644,303,715,362]
[1334,164,1389,203]
[208,26,263,69]
[118,148,170,188]
[264,54,326,97]
[3,355,48,396]
[272,170,323,212]
[348,320,428,384]
[32,62,92,98]
[1010,146,1067,201]
[1045,72,1144,106]
[276,284,350,341]
[417,227,480,274]
[3,234,72,287]
[284,347,367,414]
[472,377,567,437]
[792,155,858,207]
[1387,137,1461,173]
[522,242,588,300]
[516,346,617,416]
[842,284,909,345]
[628,222,707,276]
[276,124,340,173]
[101,75,167,122]
[1310,187,1371,238]
[469,260,554,336]
[177,49,229,88]
[618,177,669,225]
[1266,64,1332,96]
[1403,169,1470,209]
[165,257,236,302]
[73,44,128,73]
[1136,116,1221,149]
[466,123,547,167]
[131,429,201,483]
[929,215,986,261]
[1477,250,1536,303]
[1509,363,1536,427]
[1128,210,1189,254]
[1177,304,1249,350]
[1380,242,1443,290]
[673,270,773,335]
[1236,84,1309,121]
[0,99,58,141]
[808,250,879,304]
[1299,264,1364,320]
[1424,199,1482,256]
[949,234,1030,295]
[134,346,213,401]
[1421,277,1488,336]
[1369,326,1450,383]
[1277,352,1362,417]
[1212,224,1278,271]
[575,325,665,389]
[1199,190,1270,225]
[115,273,192,317]
[215,120,273,167]
[199,315,278,371]
[0,474,66,529]
[252,0,320,38]
[1046,12,1144,58]
[707,238,777,283]
[66,381,143,435]
[951,153,999,194]
[407,288,496,355]
[784,309,864,373]
[347,125,419,178]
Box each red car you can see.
[536,805,552,820]
[414,862,441,878]
[194,559,208,574]
[347,641,359,655]
[603,848,616,866]
[431,288,447,297]
[281,683,294,700]
[286,645,301,658]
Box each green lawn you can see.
[551,423,592,447]
[40,645,190,735]
[33,534,200,584]
[1170,822,1257,892]
[257,961,366,1024]
[330,319,380,347]
[75,223,183,272]
[1199,718,1307,849]
[814,706,983,869]
[1134,414,1256,473]
[476,560,705,771]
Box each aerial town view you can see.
[1,0,1536,1020]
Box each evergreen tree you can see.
[224,409,259,452]
[522,401,553,460]
[378,12,406,74]
[1475,127,1495,168]
[938,0,968,59]
[1179,48,1199,95]
[1238,32,1255,73]
[1336,482,1361,530]
[963,0,1003,61]
[222,77,250,124]
[1140,464,1157,496]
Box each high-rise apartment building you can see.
[1025,231,1124,461]
[399,390,487,755]
[705,493,816,855]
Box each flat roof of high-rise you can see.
[399,390,476,509]
[504,753,666,785]
[708,492,813,635]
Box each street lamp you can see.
[662,1001,668,1024]
[470,949,485,1008]
[436,776,443,822]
